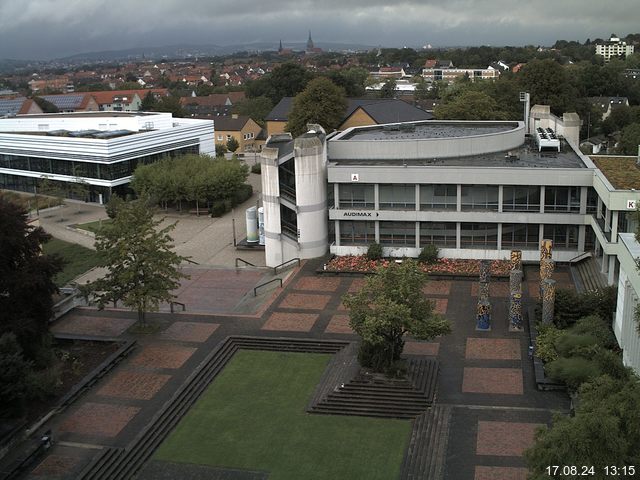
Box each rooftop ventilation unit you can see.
[535,127,560,152]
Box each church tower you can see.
[306,30,314,52]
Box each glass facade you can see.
[502,223,539,248]
[461,185,499,211]
[339,184,374,209]
[380,221,416,246]
[420,184,457,210]
[340,220,375,245]
[544,224,579,249]
[502,186,540,212]
[379,184,415,210]
[0,145,199,181]
[460,223,498,248]
[420,222,456,247]
[544,186,580,212]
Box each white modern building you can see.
[0,111,214,203]
[613,233,640,376]
[596,35,635,62]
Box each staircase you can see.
[400,405,452,480]
[573,256,607,292]
[309,358,439,419]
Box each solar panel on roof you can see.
[0,98,26,115]
[42,95,84,109]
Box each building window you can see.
[226,135,232,141]
[280,205,298,240]
[380,221,416,246]
[340,220,375,245]
[544,186,580,212]
[420,222,456,247]
[461,185,499,211]
[338,184,374,209]
[543,224,578,249]
[460,223,498,249]
[217,135,223,141]
[586,187,598,214]
[379,184,415,210]
[502,186,540,212]
[420,184,457,210]
[502,223,539,248]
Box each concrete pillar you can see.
[415,222,420,248]
[498,185,503,213]
[374,184,379,210]
[497,223,502,250]
[375,221,380,243]
[415,184,420,212]
[539,185,545,213]
[539,224,545,245]
[456,184,462,212]
[608,255,616,285]
[601,253,609,274]
[604,208,611,233]
[579,186,588,215]
[611,211,619,241]
[260,144,284,267]
[293,126,328,261]
[334,220,341,246]
[333,183,340,208]
[562,112,581,148]
[578,225,586,251]
[456,222,461,249]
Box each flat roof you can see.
[590,156,640,190]
[330,137,586,169]
[337,121,518,141]
[15,111,158,119]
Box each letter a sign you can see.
[351,173,359,182]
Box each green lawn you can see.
[155,350,411,480]
[75,218,112,234]
[43,238,101,286]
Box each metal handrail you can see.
[170,301,186,313]
[273,257,300,275]
[568,251,592,263]
[235,257,256,267]
[254,278,283,296]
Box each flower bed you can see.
[325,256,511,277]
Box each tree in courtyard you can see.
[618,123,640,155]
[434,90,508,120]
[525,374,640,478]
[86,199,189,326]
[342,259,451,373]
[286,77,347,137]
[0,197,62,364]
[226,136,240,153]
[379,79,397,98]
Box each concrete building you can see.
[422,65,499,83]
[596,35,635,62]
[0,111,214,203]
[613,233,640,376]
[214,115,263,152]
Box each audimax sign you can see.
[342,211,379,217]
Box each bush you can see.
[553,286,618,328]
[0,333,33,417]
[570,315,617,349]
[366,242,383,261]
[210,200,229,217]
[546,356,602,389]
[535,323,562,362]
[418,244,439,264]
[231,183,253,206]
[251,163,261,174]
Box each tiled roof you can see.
[213,115,251,131]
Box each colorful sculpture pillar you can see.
[476,260,492,331]
[539,239,554,298]
[510,249,522,272]
[509,268,524,331]
[541,278,556,324]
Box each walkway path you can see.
[22,260,571,480]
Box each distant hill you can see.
[54,41,376,63]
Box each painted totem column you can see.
[476,260,492,331]
[541,278,557,324]
[509,268,524,331]
[509,249,522,272]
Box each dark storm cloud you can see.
[0,0,637,59]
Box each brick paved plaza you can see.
[23,262,571,479]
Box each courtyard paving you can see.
[23,261,571,479]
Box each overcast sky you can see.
[0,0,637,60]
